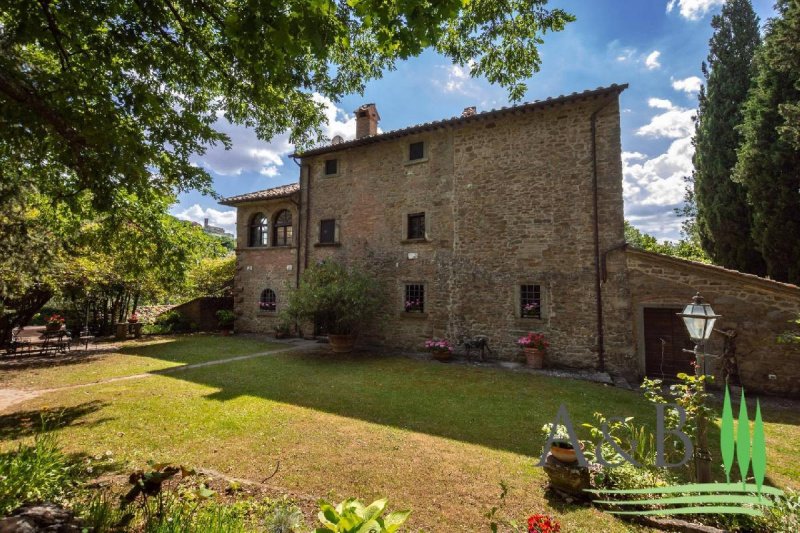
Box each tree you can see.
[692,0,763,275]
[624,221,711,263]
[0,0,573,212]
[733,0,800,284]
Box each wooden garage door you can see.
[643,307,694,379]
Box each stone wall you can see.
[232,197,300,333]
[294,93,634,370]
[626,248,800,397]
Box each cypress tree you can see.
[693,0,764,275]
[734,0,800,284]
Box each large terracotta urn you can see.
[328,334,357,353]
[524,347,544,368]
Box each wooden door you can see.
[643,307,694,379]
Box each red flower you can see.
[527,513,561,533]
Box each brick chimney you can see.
[355,103,380,139]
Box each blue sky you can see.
[173,0,777,241]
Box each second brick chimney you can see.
[355,103,380,139]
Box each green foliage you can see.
[0,0,572,212]
[283,261,381,335]
[692,0,764,275]
[0,427,79,514]
[263,497,304,533]
[73,490,127,533]
[758,489,800,533]
[779,315,800,344]
[185,255,236,299]
[641,373,714,468]
[591,461,668,492]
[484,481,519,533]
[624,221,711,263]
[154,310,194,333]
[733,0,800,284]
[216,309,236,329]
[315,497,410,533]
[581,412,658,468]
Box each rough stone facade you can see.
[221,84,800,396]
[626,248,800,397]
[224,86,635,375]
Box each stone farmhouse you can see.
[221,84,800,397]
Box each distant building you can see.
[202,218,234,239]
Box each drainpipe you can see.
[590,97,614,372]
[291,156,303,288]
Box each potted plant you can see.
[127,312,139,324]
[424,338,453,361]
[283,261,380,353]
[404,298,423,313]
[274,320,292,339]
[45,314,65,332]
[216,309,235,335]
[541,423,582,464]
[518,332,548,368]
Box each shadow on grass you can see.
[0,346,119,373]
[161,350,658,458]
[0,401,111,442]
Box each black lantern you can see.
[678,292,720,344]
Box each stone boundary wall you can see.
[626,248,800,397]
[171,296,234,332]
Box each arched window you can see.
[249,212,268,247]
[273,210,293,246]
[260,289,276,311]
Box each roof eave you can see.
[292,83,628,159]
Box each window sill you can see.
[400,311,428,319]
[239,246,296,251]
[400,238,431,244]
[314,242,341,248]
[404,157,428,166]
[322,173,340,179]
[257,311,277,316]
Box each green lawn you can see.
[0,334,283,389]
[2,335,798,531]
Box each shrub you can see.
[263,497,304,533]
[315,497,410,532]
[154,310,193,333]
[0,430,79,514]
[216,309,235,329]
[283,261,381,335]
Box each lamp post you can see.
[678,292,721,483]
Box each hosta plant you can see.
[315,497,410,533]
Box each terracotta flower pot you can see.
[550,442,583,464]
[524,347,544,368]
[45,323,61,332]
[328,334,357,353]
[431,349,452,362]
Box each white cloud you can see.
[645,50,662,70]
[173,204,237,235]
[666,0,724,20]
[433,61,483,97]
[636,98,695,139]
[672,76,702,94]
[192,94,358,179]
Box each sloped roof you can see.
[220,183,299,206]
[294,83,628,158]
[627,247,800,297]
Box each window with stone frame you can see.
[260,288,277,312]
[407,212,426,240]
[404,284,425,312]
[520,284,542,318]
[272,210,293,246]
[324,158,338,176]
[249,212,269,247]
[319,219,336,244]
[409,141,425,161]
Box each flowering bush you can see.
[45,314,65,327]
[522,302,540,316]
[404,298,423,312]
[128,312,139,322]
[259,301,277,311]
[527,513,561,533]
[517,332,548,351]
[424,338,453,353]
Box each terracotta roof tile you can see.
[220,183,299,206]
[294,83,628,158]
